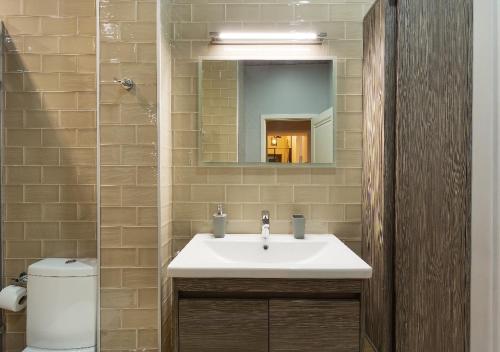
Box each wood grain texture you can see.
[175,278,361,297]
[269,300,360,352]
[178,299,268,352]
[361,1,396,352]
[395,0,472,351]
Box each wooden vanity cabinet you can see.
[174,278,362,352]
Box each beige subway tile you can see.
[330,4,364,21]
[295,4,329,21]
[173,203,207,220]
[338,77,362,95]
[101,268,122,288]
[5,72,24,91]
[25,185,59,202]
[310,168,344,185]
[174,167,208,184]
[24,72,59,91]
[261,4,293,22]
[6,240,41,258]
[328,222,361,240]
[207,168,241,184]
[122,309,158,329]
[137,166,157,185]
[60,37,96,55]
[168,4,191,22]
[5,314,26,333]
[101,186,121,206]
[5,17,41,35]
[138,248,157,267]
[77,240,96,258]
[61,148,96,165]
[345,168,362,185]
[310,204,344,221]
[43,204,78,220]
[41,17,77,35]
[42,166,78,184]
[121,23,156,42]
[101,125,135,144]
[101,329,137,350]
[137,43,156,63]
[345,204,361,221]
[60,185,95,202]
[4,110,23,128]
[25,222,59,240]
[101,166,136,185]
[24,0,58,16]
[5,332,26,350]
[42,55,77,73]
[7,166,42,184]
[7,129,41,146]
[276,204,310,221]
[4,147,24,165]
[24,36,58,54]
[101,226,121,248]
[6,53,41,73]
[25,110,59,128]
[122,186,157,206]
[100,1,136,21]
[43,92,78,110]
[0,0,22,15]
[60,111,96,128]
[4,186,23,203]
[294,185,328,203]
[227,4,260,21]
[121,145,157,166]
[42,129,77,147]
[6,92,42,109]
[336,150,361,167]
[77,204,97,221]
[191,185,225,202]
[77,128,97,146]
[101,42,137,63]
[101,248,137,267]
[122,268,157,288]
[193,4,225,22]
[138,2,156,22]
[101,289,137,308]
[344,131,362,149]
[277,169,311,184]
[337,113,362,130]
[243,168,276,184]
[101,207,137,226]
[42,240,77,257]
[61,222,95,240]
[4,222,24,240]
[345,95,362,112]
[227,185,260,202]
[260,185,292,203]
[122,227,157,248]
[175,23,207,40]
[138,288,158,308]
[60,73,96,91]
[137,125,156,144]
[60,0,95,16]
[328,39,362,58]
[329,186,361,203]
[173,185,190,201]
[242,204,276,221]
[100,309,121,329]
[78,17,96,36]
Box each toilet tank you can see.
[26,258,97,350]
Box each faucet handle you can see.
[262,210,270,224]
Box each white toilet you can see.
[23,258,97,352]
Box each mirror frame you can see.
[198,56,338,168]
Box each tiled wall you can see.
[200,60,238,162]
[0,0,97,350]
[98,0,160,351]
[169,0,373,254]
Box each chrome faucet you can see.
[261,210,270,250]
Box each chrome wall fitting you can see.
[114,78,135,91]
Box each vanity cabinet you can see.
[174,278,362,352]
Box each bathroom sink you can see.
[167,234,372,279]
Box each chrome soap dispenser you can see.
[213,204,226,238]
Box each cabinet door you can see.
[269,300,360,352]
[179,299,268,352]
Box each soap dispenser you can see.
[213,204,226,238]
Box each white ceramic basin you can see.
[167,234,372,279]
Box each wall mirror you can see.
[199,58,337,167]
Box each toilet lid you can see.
[28,258,97,277]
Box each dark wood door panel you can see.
[178,298,268,352]
[269,299,360,352]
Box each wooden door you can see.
[269,299,360,352]
[178,299,268,352]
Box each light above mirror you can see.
[209,32,327,45]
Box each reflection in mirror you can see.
[200,59,336,166]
